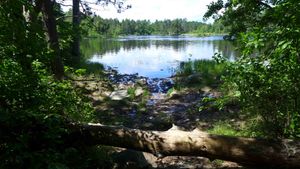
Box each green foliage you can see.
[56,9,74,67]
[166,87,175,97]
[178,59,225,76]
[176,59,225,87]
[127,87,136,100]
[206,0,300,138]
[60,146,114,169]
[74,68,87,76]
[0,59,95,168]
[126,87,150,113]
[191,20,228,36]
[79,15,227,37]
[0,1,108,168]
[208,119,264,138]
[208,122,240,136]
[204,0,257,39]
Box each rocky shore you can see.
[71,69,243,169]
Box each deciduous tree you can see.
[205,0,300,138]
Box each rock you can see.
[136,78,147,85]
[142,152,158,168]
[146,78,174,93]
[102,91,111,97]
[134,87,144,97]
[186,73,202,84]
[201,86,212,93]
[91,96,105,106]
[142,122,154,128]
[168,89,181,99]
[75,81,85,88]
[117,83,127,90]
[85,82,98,91]
[91,95,105,101]
[110,90,129,100]
[92,90,102,96]
[112,150,154,169]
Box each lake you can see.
[82,35,237,78]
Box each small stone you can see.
[75,81,85,88]
[109,90,129,100]
[134,87,144,97]
[142,122,154,128]
[136,78,147,85]
[117,83,127,90]
[201,86,212,93]
[92,90,102,96]
[102,91,111,97]
[168,89,180,99]
[85,82,98,91]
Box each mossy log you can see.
[68,123,300,168]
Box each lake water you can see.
[83,35,237,78]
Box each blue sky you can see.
[61,0,216,22]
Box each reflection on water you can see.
[82,35,237,78]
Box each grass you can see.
[80,62,105,75]
[177,59,225,77]
[127,87,136,100]
[207,117,265,138]
[175,59,265,138]
[208,121,241,136]
[175,59,226,88]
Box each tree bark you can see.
[41,0,64,80]
[71,0,81,66]
[68,123,300,168]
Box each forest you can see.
[79,16,227,37]
[1,0,300,168]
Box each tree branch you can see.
[258,0,273,9]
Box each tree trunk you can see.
[68,123,300,168]
[41,0,64,80]
[71,0,81,66]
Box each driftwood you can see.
[68,123,300,168]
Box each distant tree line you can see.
[79,16,228,37]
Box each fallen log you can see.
[68,123,300,168]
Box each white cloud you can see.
[60,0,216,22]
[91,0,214,22]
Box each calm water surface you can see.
[82,35,237,78]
